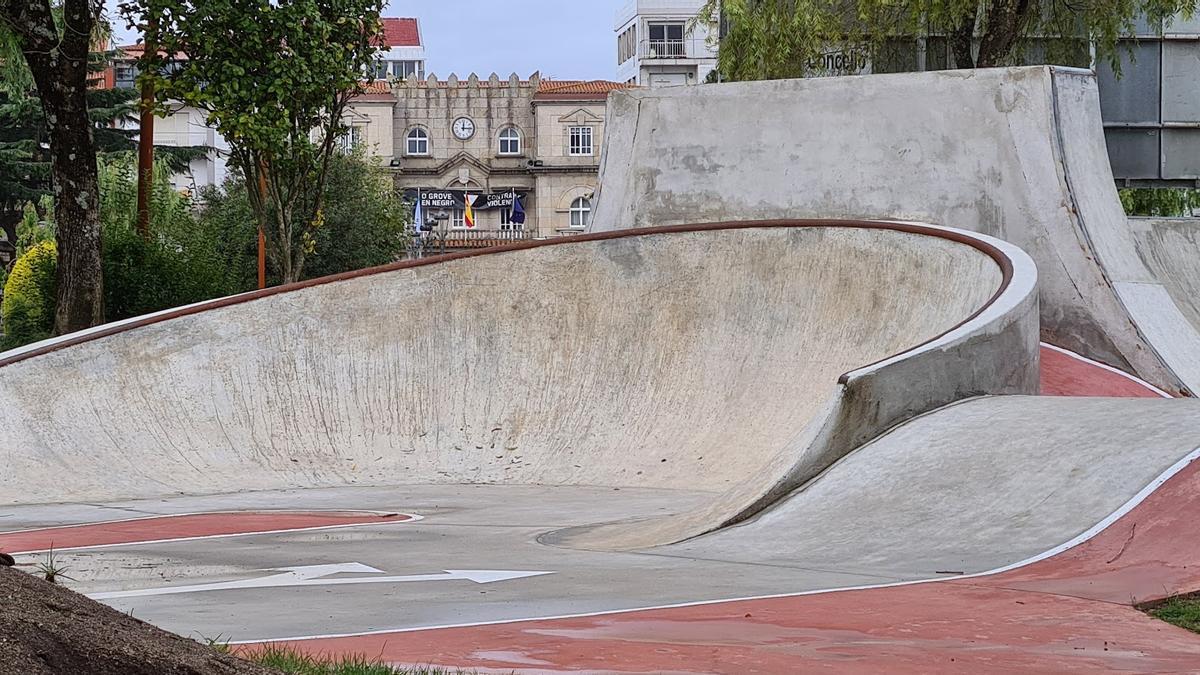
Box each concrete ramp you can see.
[591,66,1200,396]
[656,395,1200,579]
[0,222,1036,547]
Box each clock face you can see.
[452,117,475,140]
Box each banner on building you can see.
[405,189,526,211]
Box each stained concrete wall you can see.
[591,66,1193,395]
[0,224,1034,542]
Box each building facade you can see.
[346,74,632,247]
[615,0,719,86]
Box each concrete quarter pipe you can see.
[592,65,1200,396]
[0,222,1035,549]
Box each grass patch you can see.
[237,644,477,675]
[1146,594,1200,634]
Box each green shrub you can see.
[98,154,246,321]
[1,240,57,349]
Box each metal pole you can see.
[256,166,267,289]
[135,14,158,240]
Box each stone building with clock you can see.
[345,73,633,244]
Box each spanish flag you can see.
[464,194,476,228]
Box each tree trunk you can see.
[976,0,1035,68]
[8,0,105,334]
[0,207,20,249]
[951,13,977,69]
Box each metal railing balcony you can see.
[641,39,690,59]
[414,227,535,255]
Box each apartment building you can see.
[615,0,719,86]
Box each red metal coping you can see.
[0,220,1015,380]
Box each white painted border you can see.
[1041,341,1172,398]
[234,445,1200,644]
[4,510,423,555]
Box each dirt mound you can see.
[0,566,277,675]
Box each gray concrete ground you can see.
[7,395,1199,643]
[7,485,900,642]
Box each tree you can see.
[700,0,1199,79]
[120,0,386,284]
[0,0,105,334]
[195,147,410,286]
[1120,187,1200,217]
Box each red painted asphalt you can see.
[1039,345,1167,398]
[0,511,412,555]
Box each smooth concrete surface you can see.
[5,395,1198,644]
[6,485,898,641]
[1127,217,1200,390]
[591,66,1200,396]
[0,224,1036,549]
[652,396,1200,577]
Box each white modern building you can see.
[615,0,719,86]
[372,17,427,80]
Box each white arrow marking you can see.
[88,564,553,600]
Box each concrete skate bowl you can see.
[590,65,1199,396]
[0,221,1036,548]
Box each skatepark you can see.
[3,65,1200,673]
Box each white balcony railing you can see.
[644,39,686,58]
[640,38,714,59]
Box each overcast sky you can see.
[106,0,627,81]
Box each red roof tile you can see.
[353,80,395,102]
[379,17,421,48]
[534,80,637,101]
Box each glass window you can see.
[569,126,593,156]
[340,126,364,153]
[375,62,389,79]
[451,207,466,229]
[648,23,685,57]
[499,127,521,155]
[392,60,424,78]
[115,65,138,88]
[406,127,429,155]
[618,25,637,64]
[649,23,684,42]
[569,197,591,228]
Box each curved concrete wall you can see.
[557,222,1039,549]
[591,66,1191,395]
[0,222,1034,522]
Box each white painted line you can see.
[233,444,1200,645]
[1041,341,1172,398]
[90,564,553,600]
[3,510,423,555]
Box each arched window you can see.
[498,127,521,155]
[406,127,429,156]
[569,197,592,228]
